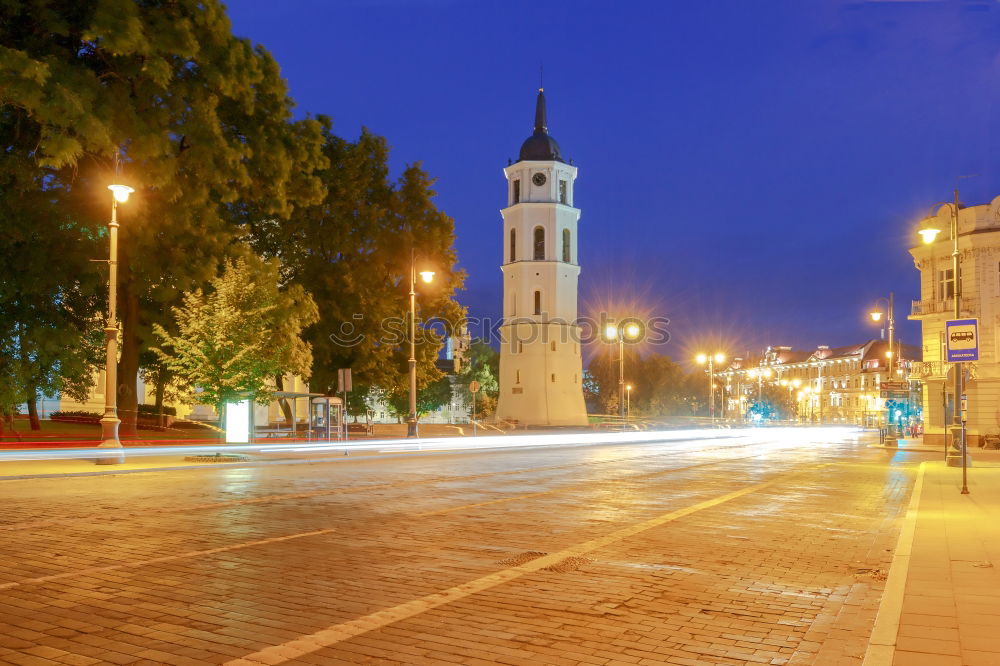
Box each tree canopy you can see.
[152,257,318,417]
[1,0,328,433]
[249,127,466,397]
[1,0,464,430]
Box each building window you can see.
[534,290,541,316]
[533,226,545,260]
[518,341,523,353]
[559,180,568,204]
[550,340,556,351]
[551,373,556,383]
[938,268,955,300]
[516,370,520,383]
[512,179,520,204]
[509,228,516,262]
[562,228,571,263]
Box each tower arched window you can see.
[533,227,545,260]
[562,228,571,263]
[509,228,516,262]
[534,290,541,316]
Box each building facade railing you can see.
[910,297,977,318]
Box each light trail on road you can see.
[0,426,861,463]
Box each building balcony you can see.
[909,297,977,319]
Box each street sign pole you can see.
[469,380,480,437]
[961,393,969,495]
[945,319,978,473]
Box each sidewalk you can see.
[865,455,1000,666]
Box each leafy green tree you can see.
[632,354,688,416]
[383,375,454,421]
[0,142,103,430]
[456,340,499,418]
[248,127,465,398]
[748,383,797,421]
[1,0,327,435]
[585,345,642,415]
[152,257,318,421]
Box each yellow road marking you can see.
[225,464,827,666]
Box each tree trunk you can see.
[25,386,40,430]
[117,267,141,438]
[154,374,166,427]
[274,374,293,424]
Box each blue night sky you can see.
[226,0,1000,363]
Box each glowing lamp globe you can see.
[624,323,641,339]
[695,353,707,365]
[714,352,725,364]
[870,310,883,322]
[419,270,435,284]
[604,325,619,341]
[108,184,134,203]
[918,227,941,244]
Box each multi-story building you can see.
[909,195,1000,447]
[717,340,920,426]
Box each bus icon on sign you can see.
[946,318,979,362]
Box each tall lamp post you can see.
[406,250,435,438]
[604,320,641,429]
[779,378,801,421]
[625,384,633,423]
[918,191,970,472]
[870,293,898,437]
[98,182,134,465]
[869,293,896,379]
[746,367,772,420]
[695,352,726,423]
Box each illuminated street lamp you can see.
[97,182,134,465]
[407,250,435,438]
[779,378,801,421]
[802,385,815,422]
[695,352,726,423]
[869,293,896,380]
[918,191,969,476]
[604,320,642,429]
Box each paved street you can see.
[0,429,920,666]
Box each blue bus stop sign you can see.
[946,318,979,362]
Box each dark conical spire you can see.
[534,88,547,134]
[518,87,563,162]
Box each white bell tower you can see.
[496,88,588,426]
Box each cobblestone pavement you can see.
[0,430,923,666]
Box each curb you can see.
[862,460,927,665]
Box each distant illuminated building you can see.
[718,341,920,426]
